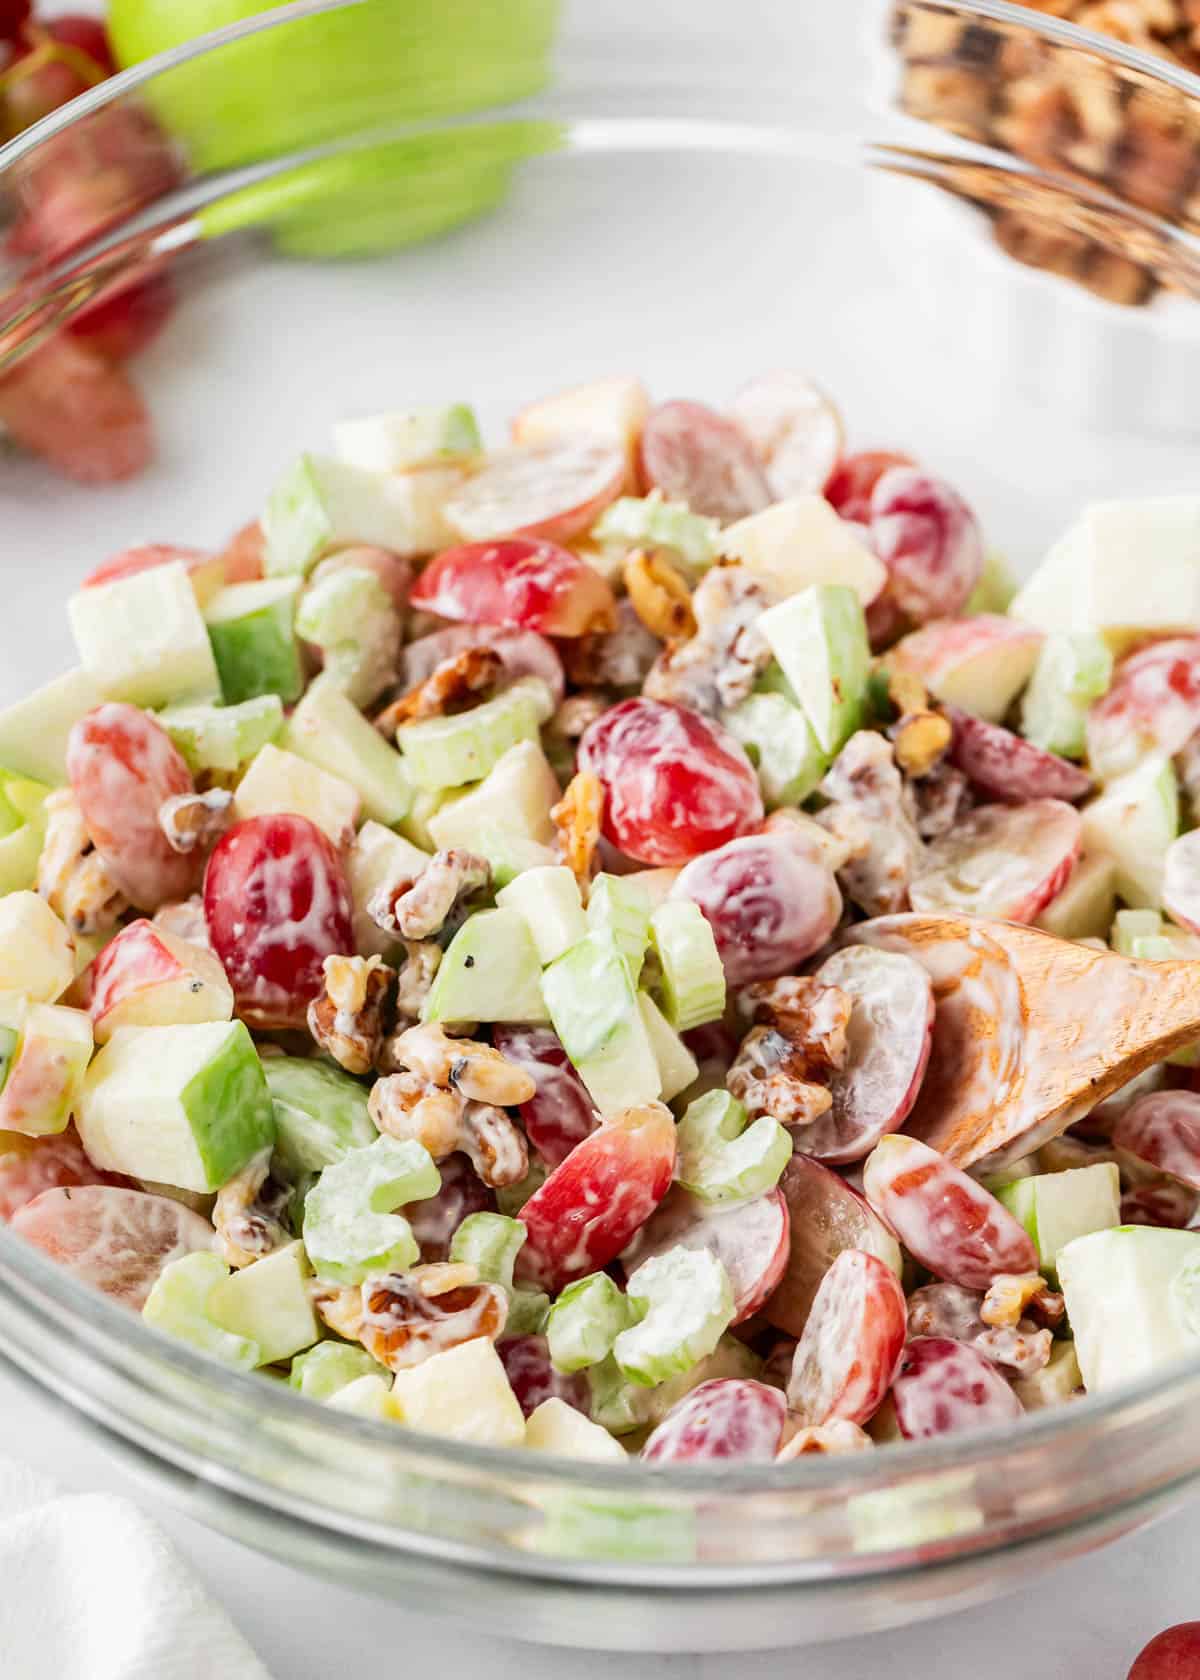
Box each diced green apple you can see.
[204,577,304,706]
[890,615,1043,724]
[345,821,430,958]
[1079,755,1178,908]
[142,1252,260,1370]
[427,741,560,851]
[722,689,828,809]
[1033,853,1116,942]
[995,1163,1120,1280]
[84,918,233,1043]
[496,865,587,965]
[294,568,401,708]
[423,908,548,1024]
[233,743,361,847]
[207,1240,320,1366]
[78,1020,275,1192]
[389,1336,525,1446]
[395,679,550,792]
[285,675,412,828]
[759,584,870,756]
[290,1341,386,1401]
[649,899,726,1033]
[68,561,220,709]
[158,696,284,776]
[0,892,74,1003]
[525,1397,627,1462]
[1058,1225,1200,1392]
[0,668,103,786]
[542,929,661,1116]
[1020,632,1113,760]
[720,496,886,606]
[263,1055,376,1181]
[333,404,481,472]
[472,828,558,888]
[263,453,461,575]
[0,996,93,1137]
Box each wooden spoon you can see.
[846,914,1200,1173]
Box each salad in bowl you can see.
[1,369,1198,1469]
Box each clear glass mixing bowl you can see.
[4,0,1200,1652]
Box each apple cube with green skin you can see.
[721,496,886,607]
[204,577,304,707]
[68,562,220,710]
[525,1397,627,1462]
[84,919,233,1044]
[0,996,93,1138]
[723,689,828,810]
[290,1341,386,1402]
[345,822,430,959]
[542,929,662,1116]
[263,454,461,576]
[0,892,74,1003]
[1058,1225,1200,1392]
[423,909,548,1025]
[294,569,401,710]
[1034,852,1116,942]
[890,615,1043,724]
[207,1241,321,1367]
[285,676,412,829]
[995,1163,1120,1281]
[78,1020,275,1193]
[233,743,361,848]
[495,866,586,965]
[263,1056,377,1186]
[396,679,550,793]
[759,584,870,757]
[303,1135,440,1285]
[158,696,284,776]
[427,740,560,851]
[143,1252,261,1370]
[472,829,558,888]
[1020,632,1113,760]
[390,1336,526,1447]
[1080,755,1178,908]
[333,404,481,473]
[0,669,102,787]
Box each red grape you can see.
[622,1184,789,1325]
[728,372,843,500]
[1088,637,1200,779]
[868,467,984,623]
[68,270,175,364]
[787,1249,907,1428]
[498,1334,589,1419]
[41,16,117,77]
[0,335,152,484]
[891,1336,1023,1439]
[67,703,198,911]
[81,544,212,591]
[578,697,763,867]
[443,438,625,544]
[203,815,354,1031]
[946,707,1091,803]
[638,400,771,521]
[11,1185,213,1309]
[862,1134,1038,1290]
[410,538,615,639]
[825,450,915,523]
[670,829,840,984]
[1128,1623,1200,1679]
[796,945,934,1164]
[516,1104,676,1293]
[406,1152,495,1262]
[1114,1092,1200,1193]
[642,1378,787,1464]
[491,1026,597,1169]
[765,1153,901,1338]
[909,798,1082,923]
[0,1129,125,1222]
[1121,1181,1198,1229]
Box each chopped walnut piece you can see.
[369,848,490,942]
[552,770,604,887]
[728,1025,834,1129]
[213,1146,290,1270]
[738,977,852,1074]
[369,1070,466,1156]
[911,760,971,840]
[642,562,774,714]
[562,600,663,692]
[973,1322,1054,1377]
[387,1022,535,1106]
[818,731,925,916]
[375,646,505,734]
[623,548,696,641]
[981,1271,1053,1329]
[357,1270,508,1371]
[890,708,952,778]
[158,788,233,855]
[393,939,442,1023]
[777,1420,873,1460]
[307,953,394,1075]
[553,692,608,741]
[37,788,128,936]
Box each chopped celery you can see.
[449,1212,526,1292]
[586,874,651,983]
[591,495,719,575]
[294,568,401,708]
[649,900,725,1032]
[302,1136,440,1285]
[614,1247,735,1388]
[542,930,662,1116]
[1021,632,1113,761]
[290,1341,387,1402]
[158,695,284,775]
[546,1272,637,1374]
[142,1252,260,1370]
[675,1089,792,1205]
[396,679,550,792]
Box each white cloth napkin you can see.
[0,1459,274,1680]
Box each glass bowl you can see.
[4,0,1200,1651]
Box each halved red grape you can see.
[909,798,1082,923]
[638,400,771,521]
[491,1026,597,1169]
[498,1334,590,1419]
[1114,1092,1200,1193]
[406,1152,496,1262]
[399,623,564,705]
[764,1154,902,1338]
[443,439,625,544]
[1163,830,1200,938]
[578,698,763,867]
[203,814,354,1030]
[410,538,615,639]
[67,703,198,911]
[11,1185,213,1309]
[794,946,933,1164]
[1120,1181,1198,1229]
[1128,1623,1200,1680]
[670,828,841,984]
[0,1129,125,1221]
[68,270,174,364]
[40,15,117,77]
[862,1134,1037,1290]
[1087,637,1200,779]
[824,450,916,523]
[868,467,983,623]
[787,1249,906,1427]
[0,335,152,484]
[641,1378,787,1464]
[891,1336,1023,1439]
[622,1185,789,1325]
[729,373,843,499]
[946,707,1091,803]
[516,1104,676,1293]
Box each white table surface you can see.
[7,2,1200,1674]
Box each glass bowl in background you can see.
[3,0,1200,1651]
